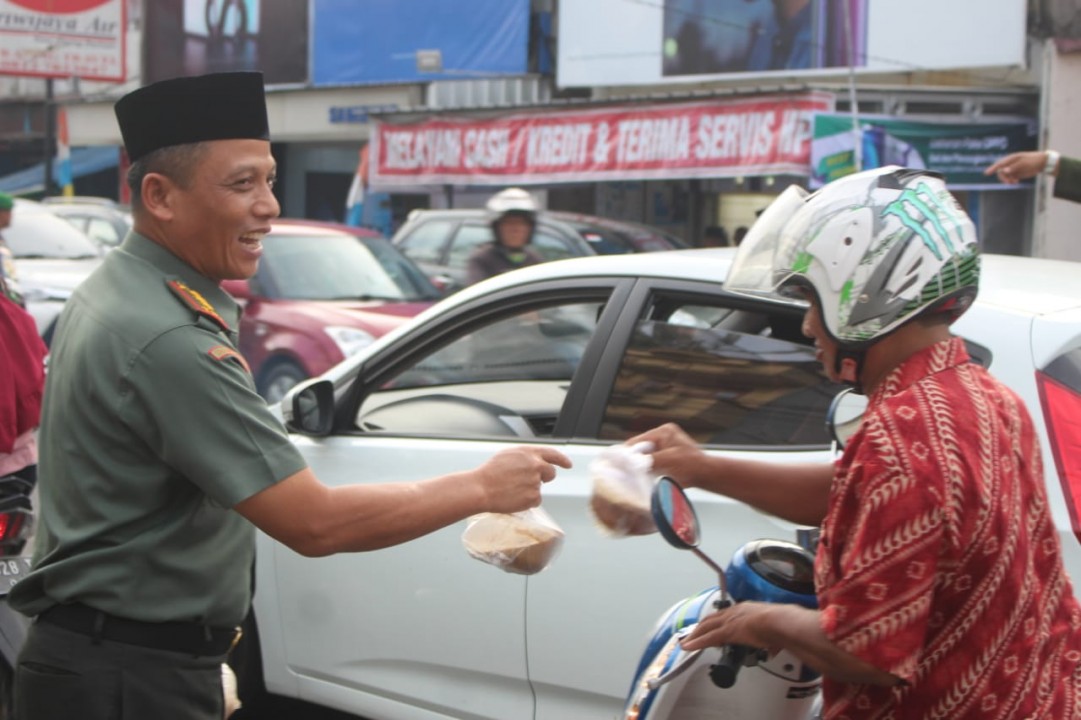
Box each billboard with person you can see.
[559,0,1025,88]
[143,0,309,85]
[661,0,866,76]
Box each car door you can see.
[261,278,632,720]
[522,279,845,720]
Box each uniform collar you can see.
[121,231,241,330]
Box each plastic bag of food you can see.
[222,663,242,718]
[461,506,565,575]
[589,441,657,537]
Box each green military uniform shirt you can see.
[9,232,307,627]
[1055,155,1081,204]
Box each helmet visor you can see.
[723,184,809,297]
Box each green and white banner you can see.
[811,114,1037,189]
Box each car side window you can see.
[575,227,634,255]
[356,300,607,438]
[530,228,580,261]
[444,224,581,273]
[446,224,495,272]
[85,218,121,247]
[600,295,843,446]
[398,220,456,264]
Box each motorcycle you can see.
[622,476,821,720]
[622,389,868,720]
[0,469,38,714]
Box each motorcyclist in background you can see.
[629,166,1081,719]
[466,187,544,285]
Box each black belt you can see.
[38,603,242,656]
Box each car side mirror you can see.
[650,476,701,549]
[282,378,335,436]
[826,388,868,449]
[430,274,457,294]
[650,476,727,584]
[537,316,585,339]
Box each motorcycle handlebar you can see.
[709,644,749,689]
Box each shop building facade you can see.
[0,0,1077,259]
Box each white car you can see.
[241,248,1081,720]
[4,199,103,342]
[41,196,132,252]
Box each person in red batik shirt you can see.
[630,166,1081,719]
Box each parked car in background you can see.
[4,199,103,343]
[552,211,688,254]
[391,208,687,292]
[232,249,1081,720]
[41,196,132,252]
[221,219,442,402]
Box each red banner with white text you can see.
[370,92,834,188]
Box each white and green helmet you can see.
[726,166,980,349]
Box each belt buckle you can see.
[228,626,243,654]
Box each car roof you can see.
[399,208,686,248]
[7,199,104,258]
[450,247,735,297]
[46,202,128,214]
[40,196,127,209]
[14,198,55,212]
[404,208,484,221]
[977,254,1081,314]
[404,207,659,229]
[271,218,384,238]
[451,248,1081,316]
[547,210,678,233]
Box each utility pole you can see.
[43,78,57,197]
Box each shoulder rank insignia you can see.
[167,279,231,332]
[208,345,252,375]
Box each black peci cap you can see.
[115,72,270,162]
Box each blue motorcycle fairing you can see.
[726,540,818,609]
[626,585,719,696]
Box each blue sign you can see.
[313,0,529,86]
[329,105,400,124]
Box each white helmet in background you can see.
[726,166,980,350]
[486,187,538,221]
[486,187,538,246]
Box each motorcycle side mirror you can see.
[650,477,728,592]
[826,388,868,449]
[651,476,702,549]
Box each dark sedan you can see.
[391,208,687,292]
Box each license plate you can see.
[0,557,33,595]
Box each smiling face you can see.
[152,138,280,281]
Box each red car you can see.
[221,219,441,402]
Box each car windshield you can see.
[5,209,102,259]
[259,232,440,302]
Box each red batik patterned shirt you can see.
[816,337,1081,719]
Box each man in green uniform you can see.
[985,148,1081,203]
[9,72,572,720]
